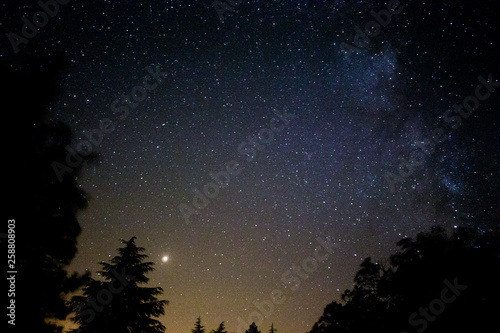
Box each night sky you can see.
[2,0,499,332]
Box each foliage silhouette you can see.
[245,322,261,333]
[191,316,206,333]
[2,57,94,332]
[70,237,168,333]
[211,321,227,333]
[308,226,499,333]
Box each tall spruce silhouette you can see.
[191,316,206,333]
[70,237,168,333]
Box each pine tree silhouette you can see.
[245,322,261,333]
[191,316,206,333]
[70,237,168,333]
[211,321,227,333]
[268,323,277,333]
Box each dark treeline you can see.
[3,57,96,332]
[308,227,499,333]
[189,317,277,333]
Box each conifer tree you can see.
[245,322,261,333]
[71,237,168,333]
[211,321,227,333]
[191,316,206,333]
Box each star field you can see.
[2,0,498,332]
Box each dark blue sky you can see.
[2,1,499,332]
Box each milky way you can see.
[2,0,498,332]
